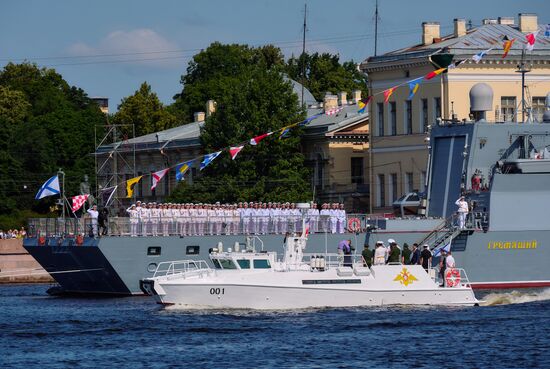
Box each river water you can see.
[1,285,549,368]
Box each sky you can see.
[1,0,549,112]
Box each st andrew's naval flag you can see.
[35,175,60,200]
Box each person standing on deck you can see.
[455,196,469,229]
[410,243,421,265]
[87,204,99,237]
[373,241,388,265]
[362,244,373,267]
[420,244,433,271]
[401,243,411,265]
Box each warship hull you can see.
[24,226,550,295]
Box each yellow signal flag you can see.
[126,175,143,198]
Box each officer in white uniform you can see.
[455,196,469,229]
[374,241,388,265]
[150,203,160,236]
[127,204,138,237]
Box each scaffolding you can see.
[94,123,136,214]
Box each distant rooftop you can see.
[362,16,550,71]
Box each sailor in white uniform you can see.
[150,203,161,236]
[127,204,139,237]
[319,203,330,233]
[141,203,151,236]
[329,203,338,234]
[135,201,144,236]
[455,196,469,229]
[337,203,346,234]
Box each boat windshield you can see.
[236,259,251,269]
[253,259,271,269]
[218,259,237,270]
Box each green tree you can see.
[112,82,177,137]
[169,43,312,203]
[0,62,105,226]
[285,52,367,101]
[171,42,286,123]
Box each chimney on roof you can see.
[498,17,515,25]
[422,22,440,45]
[194,112,205,122]
[323,94,338,113]
[352,90,362,104]
[206,100,216,117]
[482,19,498,25]
[454,19,467,37]
[519,13,538,33]
[338,91,348,106]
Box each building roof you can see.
[96,121,204,154]
[304,104,368,138]
[362,23,550,71]
[96,80,368,154]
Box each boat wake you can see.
[480,288,550,306]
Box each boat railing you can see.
[152,260,212,279]
[26,214,373,238]
[301,253,365,270]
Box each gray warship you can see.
[23,86,550,294]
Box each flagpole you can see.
[58,168,66,222]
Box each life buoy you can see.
[76,235,84,246]
[445,268,461,287]
[347,218,361,232]
[38,236,46,246]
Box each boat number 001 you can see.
[209,288,225,295]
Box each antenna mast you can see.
[374,0,379,56]
[516,47,531,123]
[301,2,307,107]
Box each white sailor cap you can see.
[376,241,384,244]
[388,238,396,244]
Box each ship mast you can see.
[374,0,379,56]
[516,47,531,123]
[301,2,307,107]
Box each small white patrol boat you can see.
[140,231,479,309]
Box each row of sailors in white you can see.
[125,201,347,236]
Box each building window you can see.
[390,173,398,203]
[316,154,324,186]
[434,97,441,121]
[421,98,428,133]
[532,97,545,122]
[405,100,412,134]
[390,102,397,136]
[405,172,414,193]
[351,157,364,184]
[501,96,516,122]
[377,103,384,136]
[421,171,427,192]
[378,174,385,207]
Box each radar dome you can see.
[469,83,493,112]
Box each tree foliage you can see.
[285,52,367,101]
[169,43,312,203]
[112,82,177,137]
[0,63,106,226]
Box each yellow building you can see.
[302,91,369,211]
[360,13,550,212]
